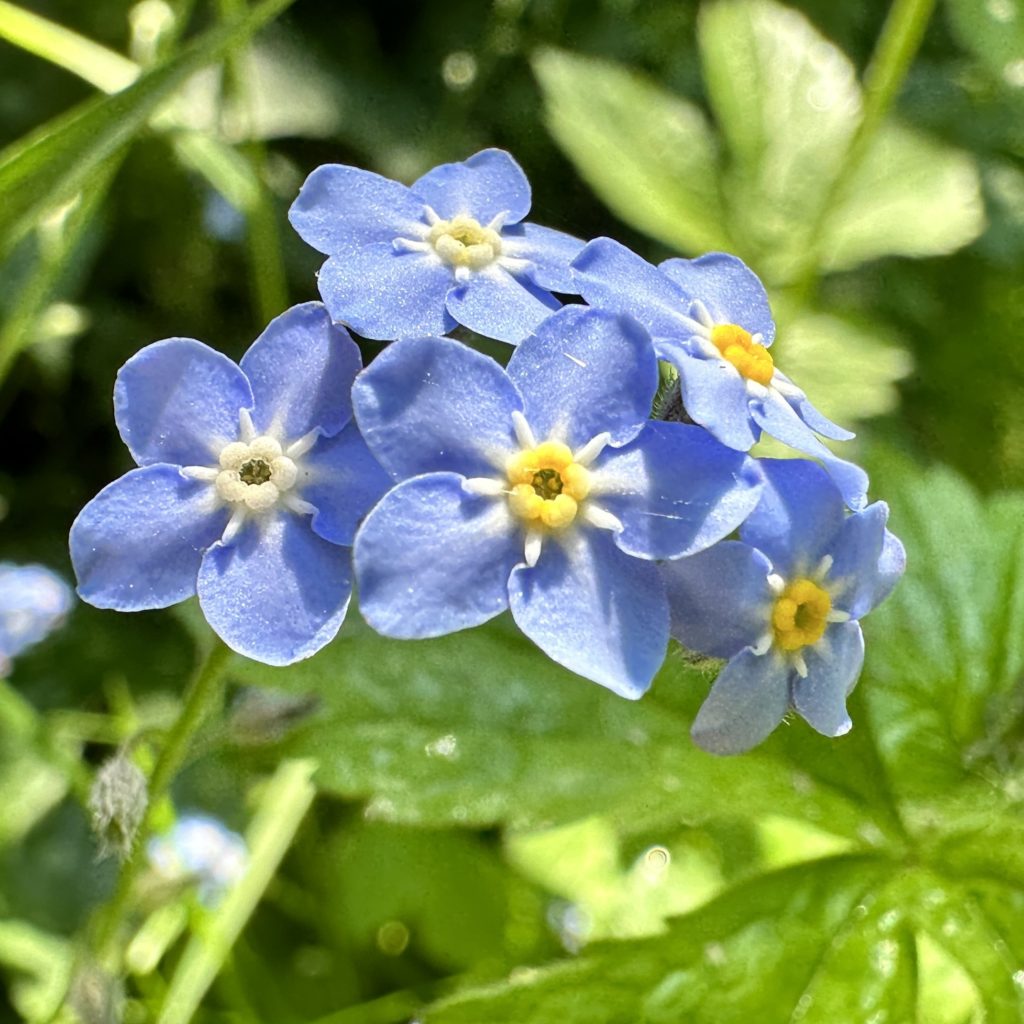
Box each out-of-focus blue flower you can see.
[0,563,73,673]
[70,303,389,666]
[352,306,763,698]
[289,149,584,344]
[572,238,868,509]
[148,814,247,905]
[662,459,905,755]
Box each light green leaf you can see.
[0,0,295,253]
[771,306,913,426]
[532,48,732,254]
[945,0,1024,89]
[698,0,861,279]
[821,121,985,271]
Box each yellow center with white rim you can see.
[461,410,625,568]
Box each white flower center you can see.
[427,213,502,270]
[182,409,320,544]
[215,435,298,511]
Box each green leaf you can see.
[821,121,986,271]
[698,0,862,280]
[945,0,1024,88]
[408,461,1024,1023]
[0,0,295,253]
[532,48,732,254]
[230,617,877,840]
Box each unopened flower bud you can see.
[88,751,148,862]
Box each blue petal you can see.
[302,421,392,546]
[0,565,73,662]
[507,306,657,449]
[115,339,253,468]
[70,465,226,611]
[658,252,775,344]
[287,164,426,256]
[445,265,561,345]
[792,622,864,738]
[661,542,774,658]
[827,502,905,619]
[317,247,455,341]
[240,303,362,440]
[749,393,869,510]
[690,649,790,755]
[353,336,522,479]
[411,149,532,225]
[508,529,668,699]
[500,222,585,292]
[571,237,696,342]
[656,339,759,451]
[740,458,846,577]
[354,473,519,638]
[592,421,763,560]
[198,514,351,666]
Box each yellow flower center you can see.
[772,578,832,652]
[506,440,590,530]
[428,214,502,269]
[710,323,775,386]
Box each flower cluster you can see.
[147,814,247,905]
[70,149,904,755]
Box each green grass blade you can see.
[0,0,296,253]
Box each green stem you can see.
[92,638,233,967]
[797,0,936,291]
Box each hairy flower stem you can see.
[796,0,937,292]
[90,638,233,970]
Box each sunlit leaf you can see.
[532,48,732,255]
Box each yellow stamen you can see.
[710,323,775,386]
[771,578,832,652]
[506,440,590,530]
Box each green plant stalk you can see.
[217,0,289,325]
[91,638,233,968]
[799,0,937,288]
[155,759,317,1024]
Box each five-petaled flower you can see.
[572,238,868,509]
[70,303,389,666]
[661,459,905,755]
[288,148,584,344]
[351,306,764,698]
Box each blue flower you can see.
[572,238,869,509]
[70,303,389,666]
[0,563,73,673]
[288,148,584,345]
[148,814,247,905]
[662,459,905,755]
[351,306,763,698]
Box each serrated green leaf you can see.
[0,0,295,253]
[532,48,732,254]
[821,121,985,271]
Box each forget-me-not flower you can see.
[148,814,247,905]
[351,306,763,698]
[572,238,868,509]
[662,459,905,755]
[289,148,584,344]
[70,303,389,666]
[0,563,73,673]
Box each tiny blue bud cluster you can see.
[69,149,905,755]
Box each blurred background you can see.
[1,0,1024,1022]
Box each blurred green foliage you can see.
[1,0,1024,1021]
